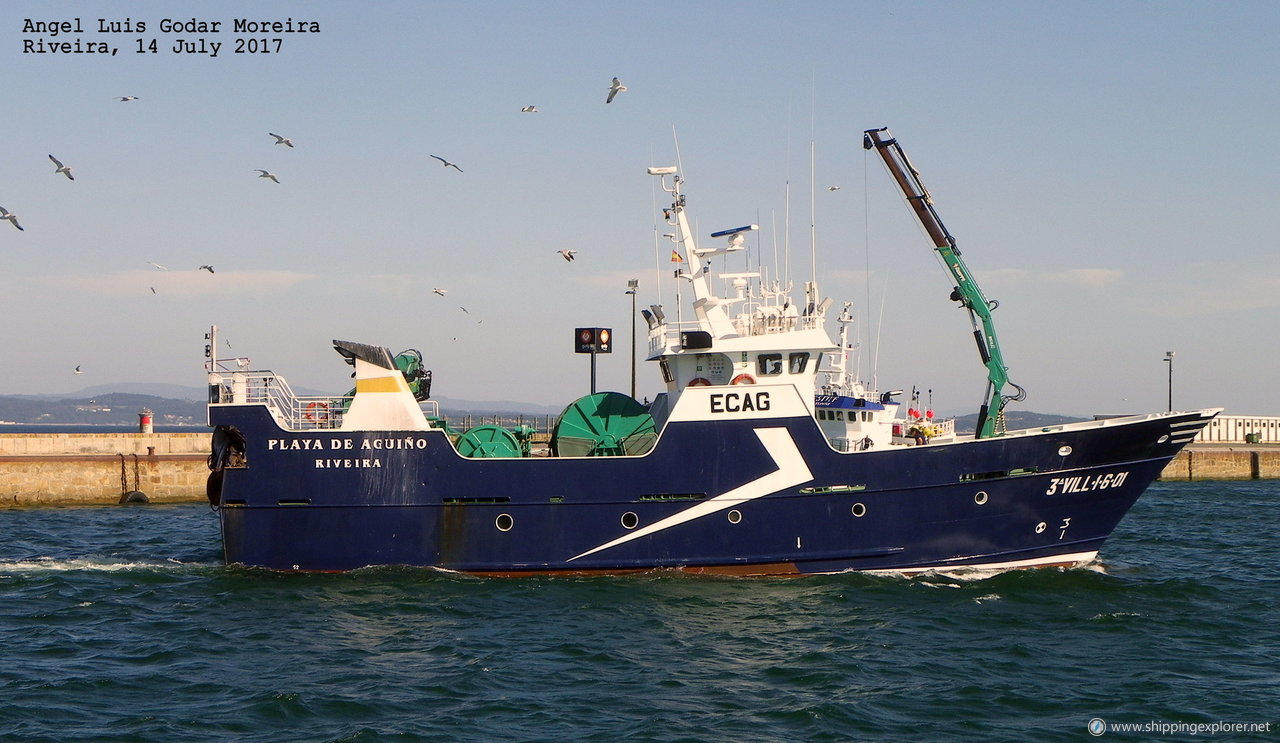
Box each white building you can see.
[1196,415,1280,444]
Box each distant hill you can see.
[952,410,1089,434]
[71,382,209,400]
[0,386,565,425]
[65,383,565,414]
[0,392,206,426]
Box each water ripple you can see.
[0,486,1276,741]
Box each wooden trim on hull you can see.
[437,551,1099,578]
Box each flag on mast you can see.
[670,250,684,263]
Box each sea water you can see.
[0,481,1275,742]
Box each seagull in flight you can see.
[606,77,627,103]
[433,288,448,296]
[48,154,74,180]
[459,306,470,315]
[430,155,463,172]
[557,249,577,262]
[521,105,539,113]
[827,185,841,191]
[269,132,294,148]
[0,206,22,231]
[254,169,280,183]
[74,365,83,374]
[115,95,139,102]
[147,261,169,271]
[150,287,156,294]
[198,265,215,274]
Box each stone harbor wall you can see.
[0,433,210,507]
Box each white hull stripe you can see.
[567,427,813,562]
[866,550,1100,576]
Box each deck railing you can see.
[647,312,825,356]
[208,370,439,431]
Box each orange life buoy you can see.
[687,377,712,387]
[304,401,329,421]
[730,374,756,385]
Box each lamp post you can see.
[1164,351,1175,412]
[626,279,639,399]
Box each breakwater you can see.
[0,432,209,507]
[1159,445,1280,481]
[0,432,1275,506]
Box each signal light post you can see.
[575,327,612,394]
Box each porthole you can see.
[495,513,514,532]
[851,502,867,518]
[1058,445,1072,457]
[974,491,989,505]
[621,511,639,529]
[727,509,742,524]
[1034,521,1047,534]
[1157,434,1169,444]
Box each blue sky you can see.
[3,0,1277,417]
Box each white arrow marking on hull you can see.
[567,427,814,562]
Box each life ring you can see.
[730,374,756,385]
[304,401,329,421]
[687,377,712,387]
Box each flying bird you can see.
[254,169,280,183]
[48,154,74,180]
[827,185,841,191]
[521,105,539,113]
[606,77,627,103]
[0,206,22,231]
[150,287,156,294]
[74,365,83,374]
[198,265,215,273]
[432,288,448,296]
[147,261,169,271]
[269,132,294,148]
[459,306,470,314]
[115,95,138,102]
[557,249,577,262]
[430,155,463,172]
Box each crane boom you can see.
[863,127,1023,439]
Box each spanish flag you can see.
[670,250,684,263]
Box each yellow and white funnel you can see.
[332,340,431,431]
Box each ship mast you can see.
[650,166,753,339]
[862,127,1024,439]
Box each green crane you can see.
[863,127,1024,439]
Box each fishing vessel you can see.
[205,128,1218,575]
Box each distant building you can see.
[1197,415,1280,444]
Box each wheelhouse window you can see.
[789,352,810,374]
[757,353,783,376]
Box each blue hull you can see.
[210,404,1209,575]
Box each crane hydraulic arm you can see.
[863,127,1024,439]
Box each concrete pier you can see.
[0,432,210,507]
[0,432,1275,507]
[1158,444,1280,481]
